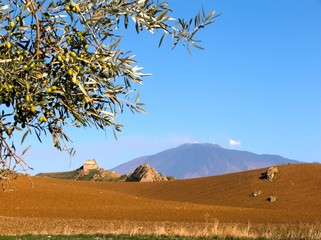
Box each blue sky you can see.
[19,0,321,173]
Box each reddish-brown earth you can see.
[0,164,321,237]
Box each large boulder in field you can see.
[260,166,278,181]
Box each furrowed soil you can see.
[0,164,321,238]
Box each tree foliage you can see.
[0,0,218,173]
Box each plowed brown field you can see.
[1,164,321,237]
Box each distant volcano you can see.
[110,143,301,179]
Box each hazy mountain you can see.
[111,143,301,179]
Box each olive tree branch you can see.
[26,0,41,59]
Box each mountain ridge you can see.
[111,143,301,179]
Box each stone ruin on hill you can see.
[126,163,174,182]
[76,159,99,179]
[82,159,99,173]
[76,160,121,181]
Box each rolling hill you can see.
[1,163,321,238]
[111,143,301,178]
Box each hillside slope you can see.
[1,164,320,236]
[119,163,321,212]
[2,164,320,220]
[111,143,301,178]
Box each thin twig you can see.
[27,0,41,60]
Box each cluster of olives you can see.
[64,2,80,13]
[65,30,89,53]
[0,84,14,107]
[14,101,37,128]
[54,51,81,86]
[0,39,13,57]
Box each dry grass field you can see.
[1,163,321,239]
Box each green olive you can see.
[30,105,36,113]
[70,2,77,8]
[70,51,77,58]
[67,69,73,76]
[39,116,47,123]
[71,7,78,13]
[46,87,52,93]
[6,128,13,136]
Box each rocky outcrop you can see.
[126,164,173,182]
[92,169,121,181]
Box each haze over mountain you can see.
[111,143,301,179]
